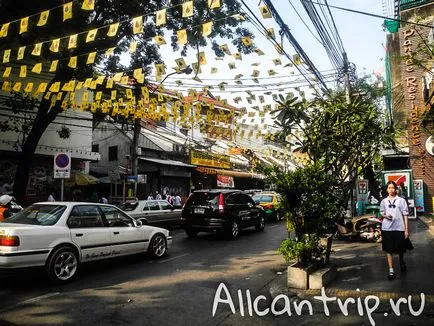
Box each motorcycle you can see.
[336,214,382,242]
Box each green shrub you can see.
[278,234,325,268]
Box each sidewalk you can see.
[218,218,434,325]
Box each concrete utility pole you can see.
[343,52,351,104]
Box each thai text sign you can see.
[191,150,231,169]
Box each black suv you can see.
[182,189,265,239]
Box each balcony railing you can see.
[400,0,434,11]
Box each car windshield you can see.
[252,195,273,203]
[184,192,220,208]
[119,202,139,211]
[2,204,66,226]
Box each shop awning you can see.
[139,157,196,168]
[196,166,264,179]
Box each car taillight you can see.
[218,193,225,214]
[0,235,20,246]
[263,204,274,210]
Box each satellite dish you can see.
[426,136,434,156]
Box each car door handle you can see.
[75,233,83,237]
[113,231,120,235]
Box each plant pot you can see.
[320,234,333,264]
[287,261,320,289]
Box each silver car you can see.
[119,200,183,228]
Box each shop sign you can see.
[413,179,425,212]
[217,175,234,188]
[191,150,231,169]
[356,179,369,216]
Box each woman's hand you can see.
[405,229,409,239]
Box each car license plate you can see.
[194,208,205,214]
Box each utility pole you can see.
[131,80,142,199]
[343,52,351,104]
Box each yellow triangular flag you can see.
[68,34,78,49]
[154,35,166,45]
[13,82,22,92]
[293,54,302,65]
[275,44,284,55]
[177,29,187,45]
[86,29,97,42]
[107,23,119,37]
[106,78,114,89]
[0,23,10,38]
[83,78,92,87]
[82,0,95,11]
[182,1,194,18]
[111,90,117,99]
[268,69,277,76]
[259,6,272,18]
[273,58,282,65]
[198,51,207,65]
[228,62,236,70]
[129,41,138,53]
[251,70,260,77]
[1,81,11,92]
[31,43,42,56]
[202,21,213,37]
[32,63,42,74]
[208,0,221,9]
[156,9,166,26]
[105,47,115,56]
[36,82,48,94]
[175,58,187,69]
[120,76,129,85]
[50,38,60,52]
[266,28,275,39]
[49,82,61,93]
[192,62,202,74]
[233,52,242,60]
[211,67,218,74]
[95,76,105,85]
[254,48,264,56]
[113,72,123,82]
[241,36,252,47]
[17,46,25,60]
[2,66,11,78]
[132,16,143,34]
[219,44,231,55]
[19,17,29,34]
[63,2,73,21]
[49,60,58,72]
[133,68,143,80]
[68,56,77,68]
[87,52,96,64]
[24,82,34,93]
[155,63,166,76]
[37,10,50,26]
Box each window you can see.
[142,202,149,211]
[92,144,99,153]
[148,201,160,211]
[4,204,66,226]
[252,195,273,203]
[67,205,104,228]
[159,201,172,210]
[119,202,138,212]
[100,206,133,227]
[108,146,118,161]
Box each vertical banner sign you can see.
[356,179,369,216]
[54,152,71,178]
[413,179,425,212]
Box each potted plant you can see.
[260,163,344,289]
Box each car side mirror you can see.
[248,202,253,207]
[135,220,143,227]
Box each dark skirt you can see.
[382,230,406,254]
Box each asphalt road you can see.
[0,221,288,325]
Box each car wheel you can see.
[256,215,265,231]
[148,233,167,258]
[185,227,198,238]
[228,221,239,239]
[46,246,79,284]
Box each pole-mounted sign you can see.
[54,152,71,179]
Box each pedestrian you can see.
[47,193,56,202]
[147,193,154,200]
[155,191,162,200]
[167,192,175,206]
[174,192,182,208]
[379,181,409,280]
[99,196,108,204]
[0,194,14,221]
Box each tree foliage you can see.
[0,0,252,202]
[274,90,396,198]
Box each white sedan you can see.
[0,202,172,284]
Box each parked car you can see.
[119,200,183,228]
[0,202,172,284]
[182,189,265,239]
[252,192,284,221]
